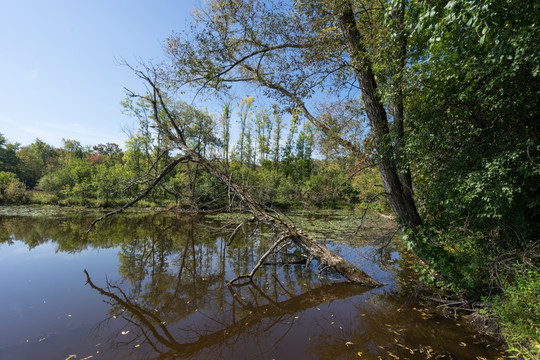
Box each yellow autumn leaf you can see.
[65,355,76,360]
[357,351,362,357]
[459,342,467,347]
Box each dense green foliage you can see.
[400,1,540,355]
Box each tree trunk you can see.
[336,1,422,231]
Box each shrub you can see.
[492,268,540,359]
[0,171,28,204]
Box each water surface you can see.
[0,211,505,359]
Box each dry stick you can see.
[227,216,256,246]
[228,235,292,285]
[335,157,376,193]
[86,155,188,233]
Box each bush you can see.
[492,268,540,359]
[29,191,59,205]
[5,181,28,204]
[0,171,28,204]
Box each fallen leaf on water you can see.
[345,341,355,347]
[121,331,130,335]
[65,355,76,360]
[39,337,46,342]
[357,351,362,357]
[476,357,487,360]
[134,344,140,348]
[459,342,467,347]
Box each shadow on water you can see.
[0,211,506,359]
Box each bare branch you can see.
[86,155,189,233]
[227,235,293,285]
[227,216,257,246]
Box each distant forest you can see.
[0,99,385,211]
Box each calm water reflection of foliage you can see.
[0,211,506,359]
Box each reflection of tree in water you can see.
[77,214,371,358]
[85,269,369,359]
[1,213,504,359]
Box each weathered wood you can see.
[88,67,383,287]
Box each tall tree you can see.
[165,0,422,230]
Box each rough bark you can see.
[335,1,422,231]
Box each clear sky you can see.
[0,0,200,148]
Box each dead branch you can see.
[228,235,293,285]
[89,64,383,287]
[352,191,387,238]
[86,155,189,233]
[227,216,256,246]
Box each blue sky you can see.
[0,0,200,148]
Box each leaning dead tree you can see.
[88,66,382,288]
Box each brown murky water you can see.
[0,210,506,359]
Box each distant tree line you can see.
[0,98,385,212]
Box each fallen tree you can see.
[88,66,382,287]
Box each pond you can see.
[0,209,505,359]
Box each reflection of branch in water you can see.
[84,269,370,359]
